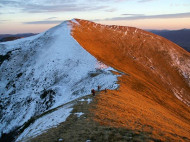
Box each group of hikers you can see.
[91,85,107,96]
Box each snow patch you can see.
[16,104,73,141]
[58,138,63,142]
[173,89,190,107]
[87,98,92,104]
[71,19,79,25]
[79,98,92,104]
[74,112,84,117]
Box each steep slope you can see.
[71,19,190,141]
[0,20,119,141]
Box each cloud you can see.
[122,14,144,16]
[138,0,155,2]
[0,0,21,7]
[46,17,57,20]
[24,16,62,24]
[22,4,107,13]
[0,0,109,13]
[90,0,126,2]
[24,20,63,24]
[103,12,190,20]
[0,12,16,14]
[0,20,8,23]
[105,8,117,12]
[0,0,157,14]
[170,3,190,7]
[183,4,190,7]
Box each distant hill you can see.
[148,29,190,52]
[0,33,37,42]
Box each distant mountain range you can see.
[1,29,189,52]
[0,33,37,42]
[148,29,190,52]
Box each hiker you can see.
[98,85,101,92]
[105,88,107,93]
[91,89,95,96]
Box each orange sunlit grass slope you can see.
[71,19,190,141]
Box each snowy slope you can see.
[16,103,73,141]
[0,20,119,140]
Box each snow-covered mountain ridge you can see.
[1,19,190,142]
[0,20,119,141]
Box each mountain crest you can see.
[0,19,190,141]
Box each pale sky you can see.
[0,0,190,34]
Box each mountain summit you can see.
[0,19,190,141]
[0,19,118,141]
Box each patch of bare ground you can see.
[30,93,161,142]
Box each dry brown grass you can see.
[71,19,190,141]
[92,75,190,141]
[31,94,161,142]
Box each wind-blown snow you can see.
[0,20,119,139]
